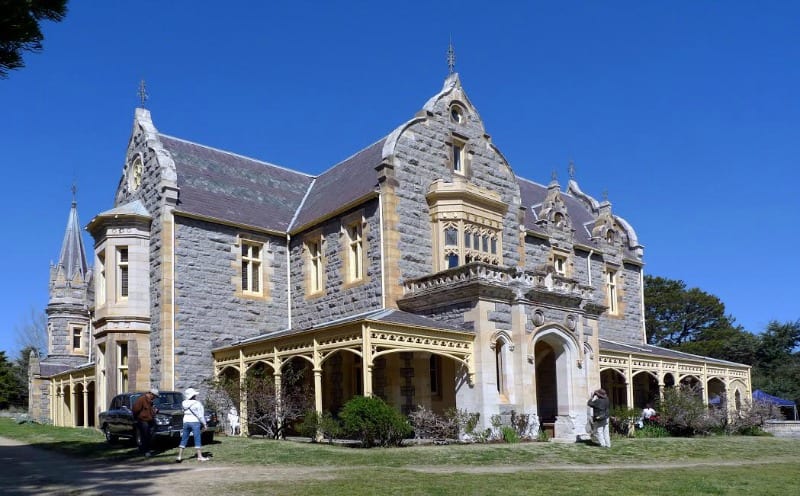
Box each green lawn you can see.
[2,418,799,495]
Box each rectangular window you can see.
[606,270,618,314]
[97,251,106,306]
[346,222,363,282]
[118,342,128,392]
[430,355,441,396]
[554,255,567,276]
[241,241,262,294]
[451,137,467,175]
[116,247,129,300]
[307,237,324,294]
[72,326,83,351]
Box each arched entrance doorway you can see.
[632,371,658,408]
[533,330,576,438]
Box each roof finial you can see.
[447,37,456,75]
[71,183,77,206]
[551,170,558,181]
[137,79,148,108]
[602,189,609,202]
[568,160,576,180]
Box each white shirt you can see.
[642,407,656,419]
[182,398,206,426]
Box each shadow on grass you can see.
[0,438,207,495]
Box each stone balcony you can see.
[398,262,598,312]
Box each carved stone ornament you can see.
[565,314,577,331]
[532,310,545,327]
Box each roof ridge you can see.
[157,133,313,178]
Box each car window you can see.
[156,392,183,406]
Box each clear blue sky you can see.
[1,1,798,358]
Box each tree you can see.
[751,320,800,405]
[14,307,47,358]
[673,325,759,365]
[0,351,26,410]
[0,0,68,78]
[644,275,733,347]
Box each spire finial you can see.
[447,37,456,75]
[568,160,576,180]
[71,183,77,206]
[602,189,609,202]
[137,79,148,108]
[551,170,558,181]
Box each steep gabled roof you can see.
[158,135,314,233]
[55,199,89,282]
[290,138,386,231]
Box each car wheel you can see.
[103,424,119,443]
[201,431,214,445]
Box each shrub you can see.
[635,423,670,438]
[298,410,342,443]
[658,384,723,436]
[339,396,412,448]
[536,428,550,442]
[501,425,520,443]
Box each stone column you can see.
[83,387,90,428]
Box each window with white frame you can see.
[305,235,324,295]
[97,251,106,306]
[606,269,619,314]
[451,137,467,175]
[553,254,567,276]
[241,240,262,294]
[116,247,129,300]
[117,342,128,392]
[345,220,364,282]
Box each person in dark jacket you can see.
[132,388,159,456]
[587,388,611,448]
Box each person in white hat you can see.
[176,387,209,462]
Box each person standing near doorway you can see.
[588,388,611,448]
[176,387,209,462]
[132,388,159,457]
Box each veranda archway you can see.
[707,377,726,408]
[73,383,85,427]
[600,369,627,408]
[632,371,658,408]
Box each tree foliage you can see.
[644,275,733,347]
[645,274,800,408]
[0,0,68,78]
[0,351,26,410]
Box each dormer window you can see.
[554,255,567,276]
[606,229,616,243]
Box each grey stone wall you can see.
[599,261,644,344]
[290,200,383,330]
[113,122,168,385]
[173,217,287,388]
[391,87,522,283]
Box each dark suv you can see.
[98,391,218,448]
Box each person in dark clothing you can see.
[132,388,159,457]
[587,388,611,448]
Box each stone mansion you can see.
[30,72,751,440]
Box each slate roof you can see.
[290,138,386,231]
[214,308,469,351]
[599,339,749,368]
[159,135,314,233]
[517,177,597,246]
